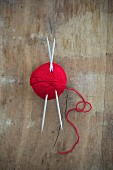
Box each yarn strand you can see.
[58,87,92,154]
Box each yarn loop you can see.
[58,87,92,154]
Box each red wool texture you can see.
[30,62,92,154]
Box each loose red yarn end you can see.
[58,87,92,155]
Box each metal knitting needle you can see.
[41,37,50,132]
[50,38,55,71]
[50,38,63,129]
[47,37,63,130]
[55,90,63,130]
[41,37,52,132]
[41,94,48,132]
[47,37,52,69]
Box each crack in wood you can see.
[48,18,53,34]
[50,90,69,151]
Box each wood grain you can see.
[0,0,113,169]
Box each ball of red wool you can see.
[30,62,67,100]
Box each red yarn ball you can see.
[30,62,67,100]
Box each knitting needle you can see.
[50,39,63,129]
[55,90,63,130]
[47,37,53,72]
[41,94,48,132]
[47,37,63,130]
[47,37,55,72]
[50,38,55,71]
[41,37,51,132]
[47,37,51,68]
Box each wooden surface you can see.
[0,0,113,169]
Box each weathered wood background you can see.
[0,0,113,169]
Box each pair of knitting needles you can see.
[41,37,63,132]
